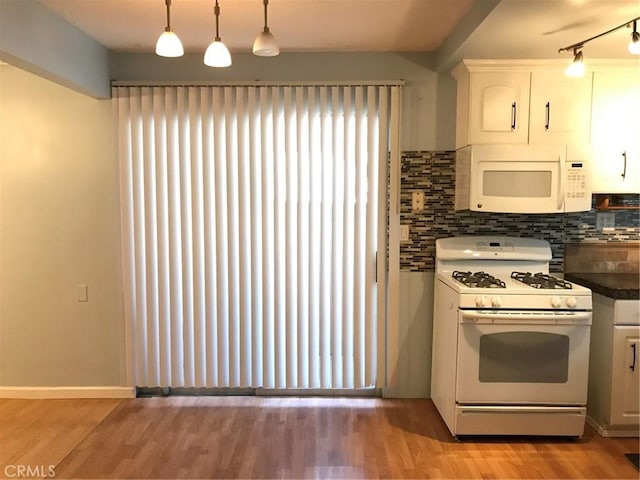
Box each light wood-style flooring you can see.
[1,396,638,479]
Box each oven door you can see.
[456,310,591,405]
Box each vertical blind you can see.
[114,83,400,390]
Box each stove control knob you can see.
[475,296,487,307]
[491,296,502,308]
[566,297,578,308]
[551,296,562,308]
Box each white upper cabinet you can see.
[452,61,593,150]
[464,71,531,145]
[590,69,640,193]
[529,71,592,145]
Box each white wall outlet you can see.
[412,191,424,212]
[596,212,615,232]
[400,225,410,242]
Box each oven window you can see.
[478,332,569,383]
[482,171,552,197]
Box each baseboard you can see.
[586,415,640,438]
[381,387,429,399]
[256,388,381,397]
[0,386,136,399]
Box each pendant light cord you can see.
[263,0,270,32]
[215,0,221,41]
[165,0,172,32]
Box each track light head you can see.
[565,49,585,77]
[629,21,640,55]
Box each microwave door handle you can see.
[557,155,565,211]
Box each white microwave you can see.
[455,144,591,214]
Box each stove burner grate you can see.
[511,271,573,289]
[452,270,506,288]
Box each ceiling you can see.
[38,0,477,53]
[37,0,640,62]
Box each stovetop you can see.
[452,271,506,288]
[451,271,574,290]
[511,271,573,290]
[435,236,592,310]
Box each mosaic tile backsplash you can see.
[400,151,640,273]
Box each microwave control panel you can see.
[565,162,590,212]
[566,162,588,199]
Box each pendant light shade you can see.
[205,40,232,67]
[156,31,184,57]
[629,21,640,54]
[205,0,232,67]
[156,0,184,57]
[253,0,279,56]
[565,49,585,77]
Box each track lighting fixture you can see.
[204,0,232,68]
[629,20,640,55]
[155,0,184,57]
[559,16,640,76]
[253,0,280,57]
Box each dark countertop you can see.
[565,273,640,300]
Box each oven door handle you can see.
[460,311,592,325]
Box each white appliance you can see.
[455,144,591,213]
[431,236,593,437]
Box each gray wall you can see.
[109,51,457,152]
[0,0,110,98]
[0,65,124,386]
[1,44,452,394]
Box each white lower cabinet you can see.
[587,294,640,436]
[610,326,640,426]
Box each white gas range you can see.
[431,236,592,438]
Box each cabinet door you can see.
[591,71,640,193]
[529,71,592,145]
[467,72,530,144]
[610,326,640,426]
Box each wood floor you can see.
[0,396,638,479]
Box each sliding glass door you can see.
[114,83,400,390]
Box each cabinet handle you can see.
[622,151,627,179]
[631,343,637,372]
[511,102,516,130]
[545,102,550,130]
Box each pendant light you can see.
[204,0,232,67]
[155,0,184,57]
[628,20,640,54]
[565,48,585,77]
[253,0,279,57]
